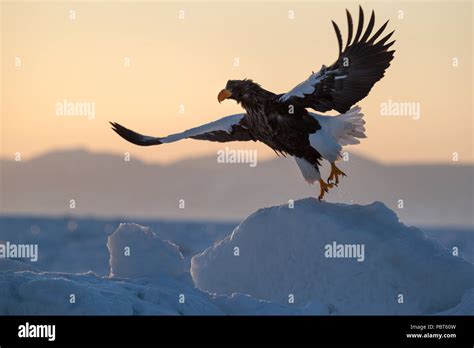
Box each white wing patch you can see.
[279,68,327,102]
[279,66,345,102]
[294,157,321,184]
[308,106,366,161]
[161,113,246,143]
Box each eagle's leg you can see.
[328,162,347,186]
[318,179,334,201]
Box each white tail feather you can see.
[310,106,366,153]
[296,106,366,182]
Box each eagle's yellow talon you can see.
[318,179,334,200]
[328,162,347,185]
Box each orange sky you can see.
[1,0,472,164]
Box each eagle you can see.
[111,6,395,200]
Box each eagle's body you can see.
[111,7,395,200]
[236,85,320,160]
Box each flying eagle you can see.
[111,7,395,200]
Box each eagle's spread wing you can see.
[279,6,395,114]
[110,113,254,146]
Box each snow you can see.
[0,270,221,315]
[436,289,474,315]
[0,269,329,315]
[0,199,473,315]
[191,199,474,315]
[0,222,318,315]
[0,216,234,275]
[0,259,38,272]
[107,223,186,280]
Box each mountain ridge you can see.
[1,148,472,226]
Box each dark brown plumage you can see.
[281,6,395,114]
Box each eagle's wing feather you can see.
[279,6,395,114]
[110,113,254,146]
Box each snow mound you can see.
[107,223,185,279]
[0,222,322,315]
[0,259,38,272]
[436,289,474,315]
[0,270,327,315]
[0,271,220,315]
[191,199,474,315]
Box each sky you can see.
[1,0,472,165]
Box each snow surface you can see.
[0,216,234,275]
[0,269,327,315]
[0,200,472,315]
[0,222,324,315]
[191,199,474,315]
[436,289,474,315]
[108,223,186,279]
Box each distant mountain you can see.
[0,149,472,226]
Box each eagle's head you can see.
[217,79,266,105]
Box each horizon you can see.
[1,146,473,167]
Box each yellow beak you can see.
[218,89,232,103]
